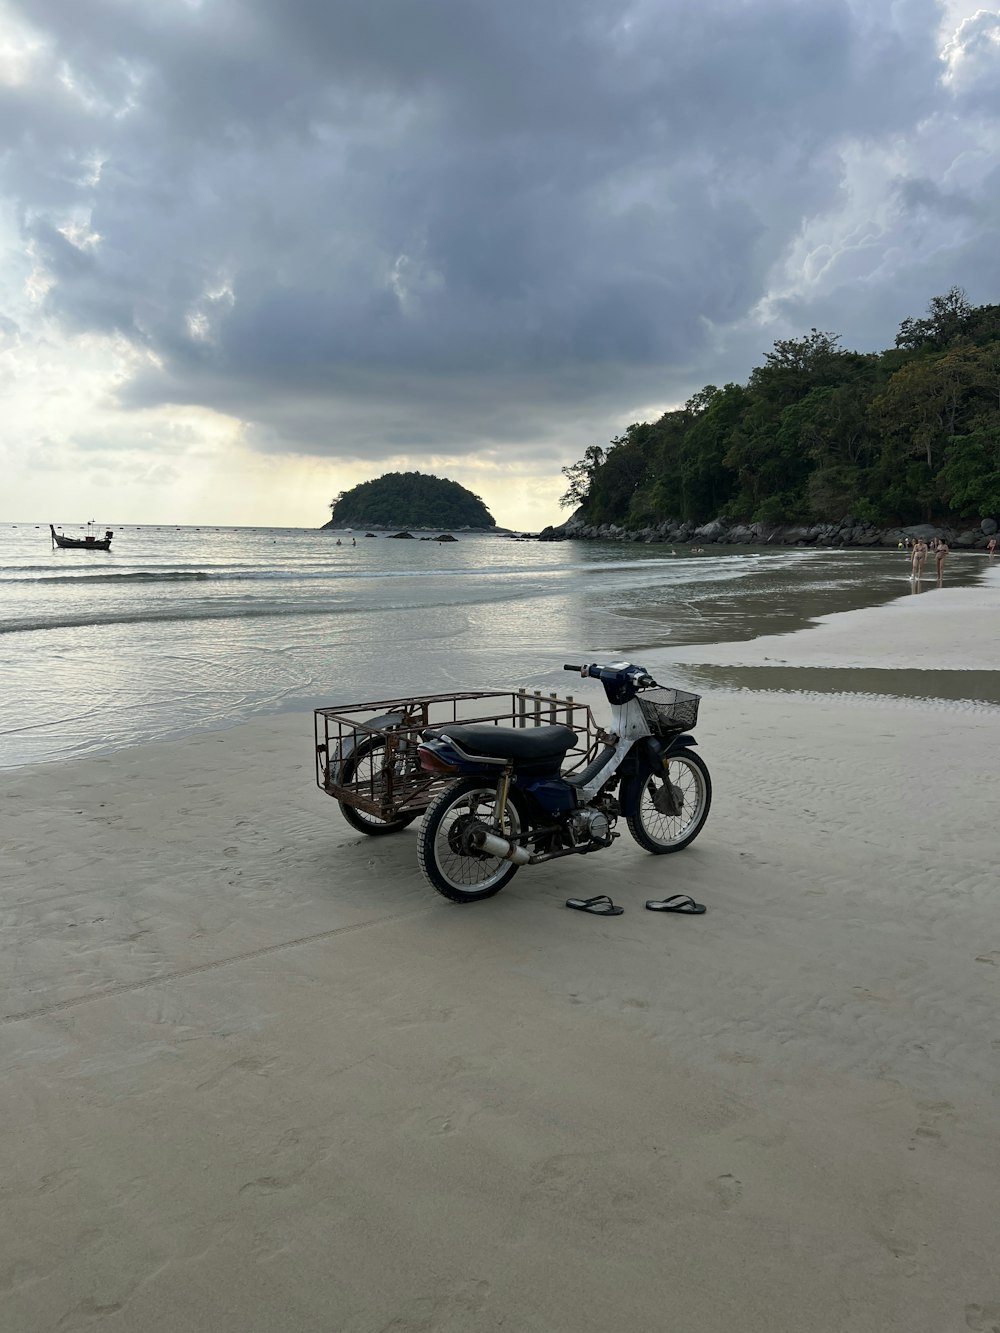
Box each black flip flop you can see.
[646,895,706,915]
[566,895,624,916]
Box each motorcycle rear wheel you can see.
[418,777,529,902]
[626,747,711,853]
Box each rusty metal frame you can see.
[314,689,601,821]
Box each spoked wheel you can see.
[338,735,422,836]
[626,747,712,853]
[417,777,528,902]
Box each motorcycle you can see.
[415,661,711,902]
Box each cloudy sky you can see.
[2,0,999,530]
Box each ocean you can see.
[0,522,986,767]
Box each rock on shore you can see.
[538,512,999,549]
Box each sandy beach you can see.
[2,578,1000,1331]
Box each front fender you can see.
[618,735,696,817]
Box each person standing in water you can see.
[911,537,928,580]
[988,536,997,559]
[935,537,950,585]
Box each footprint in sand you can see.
[57,1298,123,1326]
[965,1303,1000,1332]
[239,1175,292,1194]
[710,1173,743,1209]
[39,1167,78,1195]
[426,1116,454,1135]
[910,1100,954,1149]
[377,1279,491,1332]
[521,1153,643,1226]
[872,1228,918,1263]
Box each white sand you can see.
[2,581,999,1331]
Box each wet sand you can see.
[1,576,999,1331]
[659,562,1000,675]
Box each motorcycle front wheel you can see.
[626,747,712,854]
[417,777,529,902]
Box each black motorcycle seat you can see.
[425,723,577,761]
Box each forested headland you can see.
[324,471,496,530]
[554,290,1000,541]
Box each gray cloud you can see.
[3,0,1000,468]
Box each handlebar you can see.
[563,662,658,687]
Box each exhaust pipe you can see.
[469,828,531,865]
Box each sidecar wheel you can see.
[338,736,421,836]
[418,778,528,902]
[626,748,712,854]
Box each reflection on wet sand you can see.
[679,664,1000,707]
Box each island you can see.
[323,471,497,531]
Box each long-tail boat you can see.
[50,523,114,551]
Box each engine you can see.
[566,796,618,846]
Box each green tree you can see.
[872,345,993,472]
[584,426,651,524]
[556,294,1000,532]
[895,287,973,352]
[749,329,846,406]
[939,429,1000,517]
[674,385,743,520]
[559,445,605,508]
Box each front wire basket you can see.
[637,687,700,736]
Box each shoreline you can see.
[540,511,1000,552]
[656,560,1000,675]
[3,547,994,774]
[3,585,999,1328]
